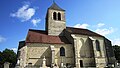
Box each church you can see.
[16,2,116,68]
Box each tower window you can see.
[96,40,100,51]
[53,12,57,20]
[60,47,65,56]
[58,12,61,20]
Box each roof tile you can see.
[25,29,70,44]
[66,27,103,37]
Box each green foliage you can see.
[113,45,120,63]
[0,51,2,63]
[0,48,17,67]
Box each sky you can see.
[0,0,120,53]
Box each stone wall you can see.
[104,38,116,66]
[25,43,74,67]
[18,45,27,68]
[71,34,108,67]
[46,9,66,36]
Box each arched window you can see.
[53,12,57,20]
[58,12,61,20]
[60,47,65,56]
[96,40,100,51]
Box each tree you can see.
[0,51,2,64]
[0,49,17,67]
[113,45,120,63]
[0,51,4,68]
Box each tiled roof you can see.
[25,27,103,44]
[66,27,103,37]
[25,29,70,44]
[49,2,65,11]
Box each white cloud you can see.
[31,18,41,26]
[0,36,6,43]
[112,39,120,46]
[95,27,114,36]
[97,23,105,27]
[11,48,17,53]
[10,4,35,22]
[73,23,115,36]
[74,23,89,29]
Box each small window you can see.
[96,40,100,51]
[53,12,57,20]
[60,47,65,56]
[28,63,32,66]
[28,63,32,65]
[58,12,61,20]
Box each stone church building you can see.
[16,2,116,68]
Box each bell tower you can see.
[45,2,66,36]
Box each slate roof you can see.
[66,27,103,37]
[49,2,65,11]
[18,41,25,50]
[25,29,70,44]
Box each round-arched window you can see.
[53,12,57,20]
[96,40,100,51]
[60,47,65,56]
[58,12,61,20]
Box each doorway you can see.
[80,60,83,67]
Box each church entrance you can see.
[80,60,83,67]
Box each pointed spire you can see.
[49,1,65,11]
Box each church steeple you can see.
[45,2,66,36]
[48,2,65,11]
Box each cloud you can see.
[11,48,17,53]
[73,23,115,36]
[74,23,89,29]
[23,1,31,5]
[31,18,41,26]
[95,27,114,36]
[97,23,105,27]
[10,4,35,22]
[0,36,6,43]
[112,39,120,46]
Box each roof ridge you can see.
[49,2,65,11]
[66,27,88,30]
[29,29,45,31]
[66,27,103,37]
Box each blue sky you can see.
[0,0,120,52]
